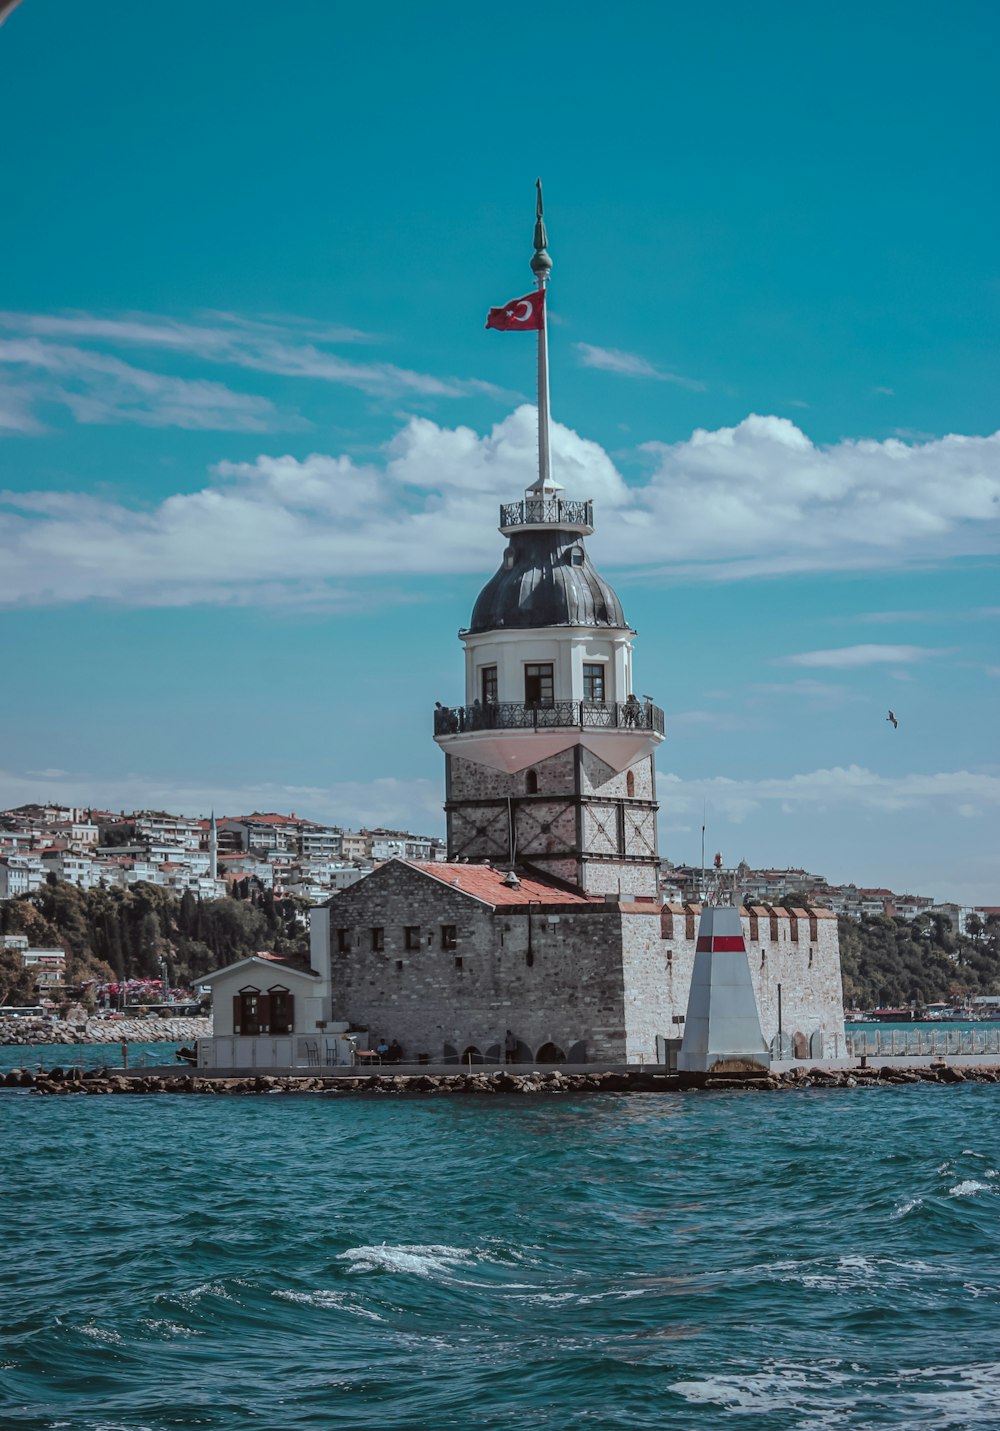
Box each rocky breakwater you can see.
[15,1062,1000,1096]
[0,1014,211,1047]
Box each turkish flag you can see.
[485,289,545,331]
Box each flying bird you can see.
[887,709,898,729]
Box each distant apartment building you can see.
[39,850,101,890]
[0,855,44,899]
[299,826,344,860]
[340,830,372,861]
[20,948,66,992]
[135,813,202,850]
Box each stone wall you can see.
[621,905,845,1061]
[326,861,629,1062]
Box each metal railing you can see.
[499,498,593,529]
[434,699,665,737]
[846,1027,1000,1058]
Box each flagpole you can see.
[530,178,553,492]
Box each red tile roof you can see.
[407,862,597,907]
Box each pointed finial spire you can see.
[530,177,552,281]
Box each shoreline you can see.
[0,1015,210,1046]
[9,1061,1000,1097]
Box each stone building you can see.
[313,862,844,1065]
[306,191,845,1068]
[188,189,843,1072]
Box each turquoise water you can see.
[0,1042,185,1073]
[3,1085,1000,1429]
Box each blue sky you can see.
[1,0,998,903]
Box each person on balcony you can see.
[623,693,641,727]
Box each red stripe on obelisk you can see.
[695,935,747,952]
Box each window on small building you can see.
[454,956,463,970]
[481,666,498,705]
[525,769,538,795]
[371,926,384,952]
[404,925,421,950]
[396,959,404,972]
[441,925,457,951]
[269,987,294,1035]
[583,663,604,702]
[336,927,351,953]
[524,663,554,707]
[235,989,261,1036]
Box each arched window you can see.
[626,770,635,797]
[525,769,538,794]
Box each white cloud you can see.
[1,407,1000,606]
[0,337,293,432]
[661,764,1000,823]
[777,645,947,669]
[0,311,513,429]
[574,342,704,390]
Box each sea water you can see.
[2,1083,1000,1430]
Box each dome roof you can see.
[468,530,627,634]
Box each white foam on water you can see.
[669,1364,849,1419]
[273,1288,385,1321]
[892,1196,924,1218]
[338,1243,475,1277]
[139,1319,199,1338]
[77,1325,124,1345]
[949,1179,992,1198]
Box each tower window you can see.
[524,663,553,707]
[481,666,498,705]
[441,925,457,951]
[336,927,351,953]
[626,770,636,797]
[404,925,421,950]
[570,548,584,566]
[525,769,538,795]
[370,927,384,952]
[583,663,604,702]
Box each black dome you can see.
[468,530,627,634]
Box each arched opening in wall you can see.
[525,769,538,794]
[793,1031,808,1059]
[484,1042,502,1064]
[567,1040,588,1063]
[442,1043,459,1065]
[809,1031,824,1059]
[460,1044,485,1066]
[770,1032,794,1059]
[511,1039,533,1064]
[536,1041,567,1064]
[626,770,635,797]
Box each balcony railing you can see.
[434,699,665,737]
[499,497,594,530]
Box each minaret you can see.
[208,810,218,881]
[433,185,665,896]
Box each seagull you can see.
[887,709,898,729]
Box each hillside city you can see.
[2,800,993,940]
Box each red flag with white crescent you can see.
[485,289,545,331]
